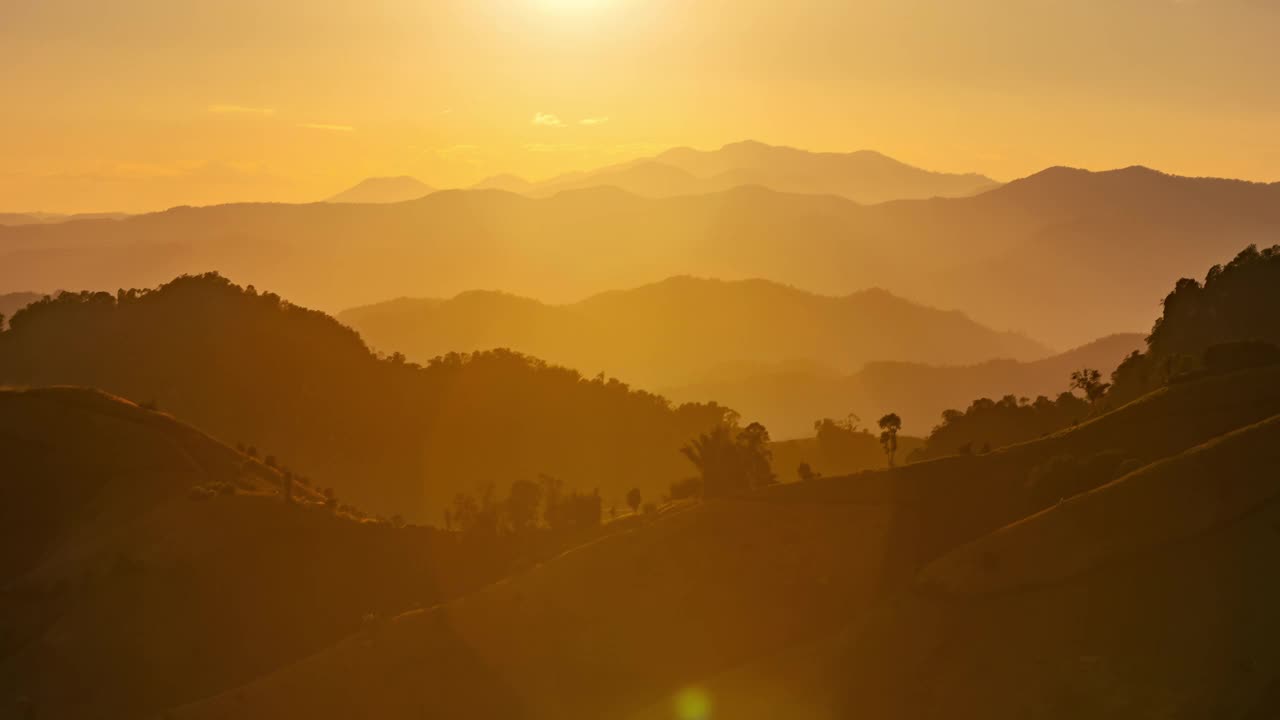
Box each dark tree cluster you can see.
[679,421,775,497]
[911,392,1090,462]
[1110,244,1280,403]
[446,475,602,540]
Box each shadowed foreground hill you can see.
[3,168,1278,347]
[171,365,1280,719]
[340,277,1048,390]
[0,387,543,720]
[829,413,1280,719]
[0,274,731,520]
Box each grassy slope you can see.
[173,499,898,720]
[0,388,500,720]
[831,412,1280,719]
[173,365,1280,719]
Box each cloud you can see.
[434,144,481,156]
[523,143,589,153]
[298,123,356,133]
[208,104,276,116]
[532,112,565,128]
[579,116,610,126]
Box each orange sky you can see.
[2,0,1278,213]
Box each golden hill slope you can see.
[172,498,898,720]
[170,365,1280,719]
[0,387,527,720]
[829,413,1280,719]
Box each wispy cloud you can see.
[532,112,565,128]
[435,144,481,156]
[523,143,588,153]
[298,123,356,133]
[579,116,610,126]
[209,104,275,116]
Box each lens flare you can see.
[676,687,711,720]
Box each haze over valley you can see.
[4,0,1280,717]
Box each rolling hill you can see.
[326,176,434,204]
[339,277,1049,391]
[3,167,1277,347]
[167,363,1280,719]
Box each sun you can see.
[536,0,611,12]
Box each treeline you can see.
[910,244,1280,461]
[0,273,733,521]
[910,392,1091,461]
[1110,243,1280,402]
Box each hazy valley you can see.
[5,2,1280,714]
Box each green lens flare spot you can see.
[676,687,711,720]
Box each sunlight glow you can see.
[536,0,611,11]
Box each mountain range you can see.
[0,212,129,226]
[339,277,1047,392]
[473,140,999,203]
[3,157,1278,348]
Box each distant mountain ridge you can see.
[339,276,1049,390]
[4,165,1279,347]
[475,140,999,203]
[0,211,128,226]
[326,176,434,204]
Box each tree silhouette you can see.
[681,422,775,497]
[506,479,543,533]
[1070,368,1110,402]
[626,487,642,515]
[878,413,902,467]
[797,462,820,482]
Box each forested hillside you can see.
[0,274,732,519]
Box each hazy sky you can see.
[2,0,1278,212]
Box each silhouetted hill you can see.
[0,274,732,521]
[0,386,600,720]
[3,173,1279,347]
[666,333,1143,437]
[516,140,999,202]
[169,364,1280,719]
[326,176,434,203]
[339,277,1048,390]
